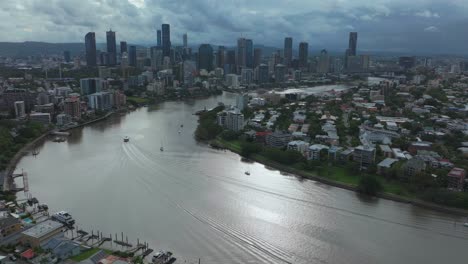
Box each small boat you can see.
[160,147,164,151]
[123,136,130,142]
[178,130,181,134]
[245,171,250,175]
[180,124,183,128]
[464,222,468,227]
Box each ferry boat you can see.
[51,211,75,226]
[123,136,130,142]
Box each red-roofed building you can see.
[255,131,271,144]
[447,168,466,191]
[21,249,34,260]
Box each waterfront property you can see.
[20,220,63,247]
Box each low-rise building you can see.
[353,145,376,169]
[287,141,309,156]
[447,168,466,191]
[377,158,399,175]
[308,144,329,160]
[266,131,292,148]
[402,157,426,180]
[29,113,51,125]
[0,216,22,238]
[20,220,63,247]
[56,114,72,127]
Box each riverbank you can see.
[2,111,116,192]
[211,138,468,216]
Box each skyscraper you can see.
[157,30,162,47]
[284,37,293,67]
[226,50,236,74]
[348,32,358,56]
[217,46,226,68]
[257,64,269,84]
[183,33,188,47]
[237,38,247,71]
[120,41,127,54]
[253,48,262,68]
[129,45,137,67]
[162,24,171,57]
[106,30,117,66]
[63,50,71,62]
[317,49,330,73]
[198,44,214,72]
[275,64,286,83]
[245,39,253,69]
[298,42,308,68]
[85,32,97,67]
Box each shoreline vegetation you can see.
[197,108,468,216]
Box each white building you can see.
[288,140,310,156]
[217,108,245,132]
[88,92,113,111]
[308,144,329,160]
[29,113,51,125]
[56,114,72,127]
[236,94,248,111]
[241,69,254,85]
[14,101,26,118]
[250,97,265,106]
[225,74,239,88]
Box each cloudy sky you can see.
[1,0,467,54]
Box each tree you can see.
[240,142,262,157]
[357,175,382,196]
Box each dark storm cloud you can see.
[2,0,468,53]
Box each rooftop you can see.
[22,220,62,238]
[378,158,399,168]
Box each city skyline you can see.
[3,0,468,54]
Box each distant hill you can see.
[0,41,86,57]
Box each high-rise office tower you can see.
[217,46,226,68]
[284,37,293,67]
[226,50,236,74]
[162,24,171,57]
[258,64,269,84]
[120,41,127,54]
[253,48,262,68]
[183,33,188,47]
[63,51,71,62]
[237,38,247,71]
[157,30,162,47]
[318,49,330,73]
[298,42,308,68]
[106,30,117,65]
[129,46,137,67]
[348,32,358,56]
[85,32,97,67]
[245,39,253,69]
[198,44,214,72]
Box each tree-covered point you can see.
[0,121,46,170]
[195,106,224,140]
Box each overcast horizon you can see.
[2,0,468,54]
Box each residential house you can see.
[447,168,466,191]
[42,237,82,260]
[328,146,343,161]
[339,148,354,162]
[408,141,432,155]
[255,131,271,145]
[377,158,399,175]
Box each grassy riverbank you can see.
[211,137,468,214]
